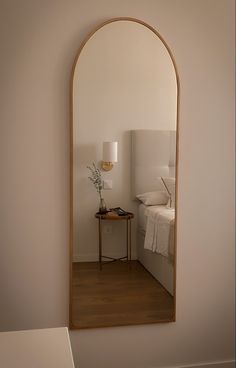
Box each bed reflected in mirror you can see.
[70,18,179,329]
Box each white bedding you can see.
[138,203,149,233]
[138,204,175,258]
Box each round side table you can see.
[95,212,134,270]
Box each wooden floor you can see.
[71,260,174,329]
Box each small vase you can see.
[99,198,107,214]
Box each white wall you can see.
[0,1,235,368]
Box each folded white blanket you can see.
[144,206,175,258]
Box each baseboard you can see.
[163,360,235,368]
[73,253,137,262]
[73,253,98,262]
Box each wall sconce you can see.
[102,141,118,171]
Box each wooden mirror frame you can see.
[69,17,180,329]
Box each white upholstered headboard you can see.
[131,130,176,198]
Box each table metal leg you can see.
[129,218,132,269]
[98,217,102,270]
[126,218,129,263]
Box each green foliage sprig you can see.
[87,163,103,199]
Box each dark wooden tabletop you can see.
[95,212,134,220]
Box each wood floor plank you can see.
[72,260,174,328]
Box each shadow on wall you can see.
[77,143,97,168]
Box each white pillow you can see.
[161,177,176,209]
[136,191,168,206]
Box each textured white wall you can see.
[0,1,235,368]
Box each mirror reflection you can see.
[71,19,178,329]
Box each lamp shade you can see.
[103,141,118,162]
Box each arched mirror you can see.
[70,18,179,329]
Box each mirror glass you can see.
[71,19,178,329]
